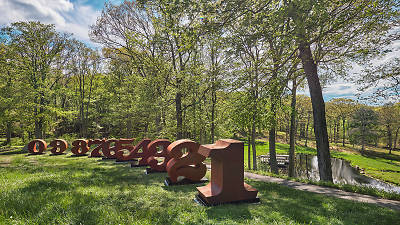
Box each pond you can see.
[257,154,400,194]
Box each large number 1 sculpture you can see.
[196,139,259,206]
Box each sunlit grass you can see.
[0,152,399,224]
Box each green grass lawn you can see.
[0,151,399,224]
[244,140,400,186]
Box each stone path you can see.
[205,165,400,210]
[244,172,400,211]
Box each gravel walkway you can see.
[245,171,400,211]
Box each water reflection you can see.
[258,154,400,194]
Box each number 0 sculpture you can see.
[27,139,47,154]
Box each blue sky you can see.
[0,0,397,103]
[0,0,123,43]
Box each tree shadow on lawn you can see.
[361,149,400,162]
[2,179,114,224]
[4,154,400,224]
[26,162,167,188]
[0,161,185,224]
[0,149,26,156]
[161,181,209,194]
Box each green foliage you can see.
[1,21,70,139]
[349,107,379,150]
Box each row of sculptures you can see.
[27,138,259,206]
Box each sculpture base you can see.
[49,153,66,156]
[70,154,89,157]
[102,157,116,160]
[164,177,208,186]
[131,163,147,168]
[196,182,259,206]
[26,153,45,156]
[194,194,260,207]
[115,159,137,163]
[145,168,165,174]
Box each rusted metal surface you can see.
[88,139,106,157]
[115,139,151,164]
[166,139,206,184]
[102,139,119,159]
[71,139,89,156]
[146,139,171,172]
[112,138,134,161]
[27,139,47,154]
[49,139,68,155]
[196,139,259,205]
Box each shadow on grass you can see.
[161,182,207,193]
[361,149,400,162]
[2,154,400,224]
[0,149,26,156]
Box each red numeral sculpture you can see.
[146,139,171,172]
[27,139,47,154]
[115,139,151,165]
[113,138,134,161]
[49,139,68,155]
[196,139,259,206]
[102,139,119,159]
[88,139,106,157]
[166,139,206,184]
[71,139,89,156]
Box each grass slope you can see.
[0,152,399,224]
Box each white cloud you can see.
[299,79,365,102]
[0,0,101,44]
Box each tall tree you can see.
[329,98,357,147]
[286,0,399,181]
[67,40,100,138]
[288,72,305,177]
[1,22,69,139]
[0,43,19,144]
[349,107,379,151]
[378,103,399,154]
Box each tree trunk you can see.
[296,119,300,142]
[336,121,340,144]
[288,79,297,177]
[285,125,289,143]
[34,106,43,139]
[211,89,216,143]
[298,43,333,182]
[342,118,346,147]
[248,132,251,170]
[387,126,393,154]
[176,92,183,139]
[34,96,43,139]
[6,122,12,145]
[34,119,43,139]
[333,122,337,144]
[251,113,257,170]
[305,112,310,147]
[361,135,365,151]
[394,127,399,150]
[269,100,279,174]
